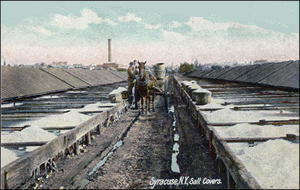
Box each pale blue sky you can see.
[2,1,298,33]
[1,1,299,66]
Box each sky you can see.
[1,1,299,67]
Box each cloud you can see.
[185,17,263,32]
[118,12,161,29]
[103,18,117,26]
[52,8,116,29]
[118,13,142,22]
[163,30,186,42]
[263,19,289,29]
[32,26,54,36]
[143,23,161,29]
[168,21,182,28]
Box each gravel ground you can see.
[85,96,172,189]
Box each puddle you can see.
[172,152,180,173]
[88,140,123,176]
[171,140,180,173]
[174,134,179,142]
[33,95,60,100]
[173,119,176,127]
[169,105,180,174]
[1,102,24,108]
[168,105,174,114]
[65,91,87,94]
[173,142,179,152]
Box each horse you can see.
[147,73,161,112]
[136,61,149,113]
[136,61,162,113]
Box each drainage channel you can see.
[79,111,141,189]
[79,140,124,189]
[168,105,181,174]
[88,140,123,176]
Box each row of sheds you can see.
[1,67,128,101]
[188,60,299,90]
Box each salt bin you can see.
[194,88,212,105]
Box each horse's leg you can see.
[152,94,155,112]
[145,95,148,113]
[147,95,149,112]
[141,96,144,113]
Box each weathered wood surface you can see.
[173,76,263,189]
[223,135,298,143]
[1,141,48,147]
[207,119,299,126]
[1,101,126,189]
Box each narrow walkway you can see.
[174,97,226,189]
[86,97,172,189]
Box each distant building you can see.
[118,64,128,69]
[254,59,268,64]
[93,64,103,70]
[73,64,83,68]
[34,62,47,68]
[82,65,91,70]
[51,61,68,68]
[102,62,118,70]
[19,64,34,68]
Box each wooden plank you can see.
[1,125,30,131]
[208,119,299,126]
[1,125,76,131]
[198,108,223,111]
[79,111,104,114]
[1,141,48,147]
[2,110,70,114]
[41,126,76,130]
[2,105,85,110]
[223,137,284,143]
[231,106,299,111]
[1,115,48,121]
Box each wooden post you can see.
[226,169,236,189]
[86,132,91,145]
[74,141,80,155]
[64,136,67,145]
[36,167,40,176]
[107,111,110,120]
[4,170,8,189]
[96,124,101,134]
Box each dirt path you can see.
[86,97,172,189]
[173,97,226,189]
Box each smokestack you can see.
[108,39,111,62]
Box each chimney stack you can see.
[108,39,111,62]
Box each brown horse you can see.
[136,61,161,113]
[137,61,149,113]
[147,74,160,112]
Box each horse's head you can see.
[138,61,147,81]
